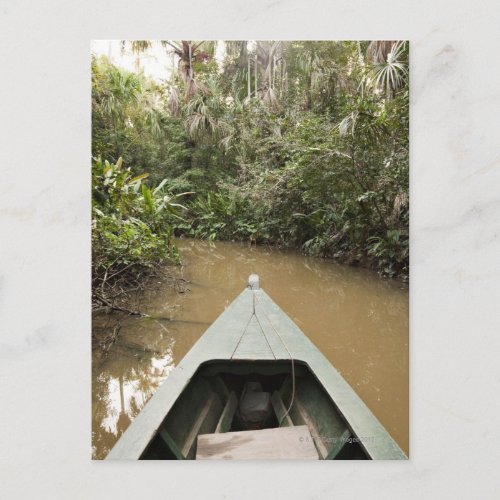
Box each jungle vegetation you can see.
[92,40,409,310]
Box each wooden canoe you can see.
[106,275,407,460]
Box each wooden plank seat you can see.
[196,425,319,460]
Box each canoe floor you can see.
[196,425,319,460]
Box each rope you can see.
[253,311,277,360]
[231,290,277,360]
[230,309,257,359]
[253,290,296,427]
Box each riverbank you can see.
[189,235,410,282]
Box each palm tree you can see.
[126,40,216,96]
[223,41,283,106]
[255,41,282,107]
[184,76,228,141]
[366,41,398,64]
[367,41,408,98]
[124,40,218,118]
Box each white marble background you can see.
[1,0,499,498]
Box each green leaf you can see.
[141,184,155,213]
[129,173,150,184]
[152,179,168,194]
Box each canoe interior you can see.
[140,360,369,460]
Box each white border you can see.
[1,0,500,498]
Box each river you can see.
[92,238,409,459]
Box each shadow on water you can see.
[92,238,409,458]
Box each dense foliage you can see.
[92,41,409,279]
[91,156,189,311]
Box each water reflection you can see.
[92,239,408,458]
[91,318,177,458]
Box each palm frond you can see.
[370,41,408,97]
[129,40,153,54]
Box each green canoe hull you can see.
[106,281,407,460]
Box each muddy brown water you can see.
[92,239,409,459]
